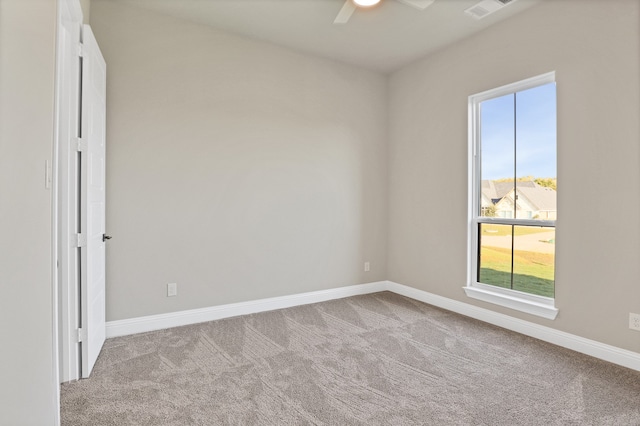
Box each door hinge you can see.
[75,233,87,248]
[77,43,84,57]
[77,328,87,343]
[75,137,87,152]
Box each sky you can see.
[480,82,557,181]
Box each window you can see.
[465,73,558,319]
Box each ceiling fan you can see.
[334,0,435,24]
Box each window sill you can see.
[463,286,558,320]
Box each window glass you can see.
[512,226,555,297]
[478,223,512,289]
[515,84,557,222]
[480,94,514,218]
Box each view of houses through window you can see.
[473,77,557,299]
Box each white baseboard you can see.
[106,281,387,338]
[386,281,640,372]
[106,280,640,372]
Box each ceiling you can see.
[106,0,540,73]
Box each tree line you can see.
[493,176,557,191]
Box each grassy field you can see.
[479,246,555,298]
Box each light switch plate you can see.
[167,283,178,297]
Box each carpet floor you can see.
[61,292,640,425]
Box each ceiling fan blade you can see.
[334,0,357,24]
[396,0,435,10]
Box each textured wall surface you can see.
[91,1,389,321]
[388,0,640,352]
[0,0,58,423]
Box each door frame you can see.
[55,0,83,385]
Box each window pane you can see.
[515,83,557,221]
[512,226,555,297]
[478,223,512,289]
[480,94,514,218]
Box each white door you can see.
[80,24,107,378]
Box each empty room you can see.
[1,0,640,424]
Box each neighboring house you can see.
[481,180,557,220]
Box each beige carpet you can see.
[61,292,640,425]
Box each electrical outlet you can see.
[630,313,640,331]
[364,262,370,272]
[167,283,178,297]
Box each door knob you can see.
[103,234,112,242]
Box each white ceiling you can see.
[108,0,540,73]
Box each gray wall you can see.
[80,0,90,23]
[90,1,389,321]
[0,0,58,423]
[388,0,640,353]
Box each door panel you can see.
[80,24,107,378]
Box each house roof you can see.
[517,186,557,211]
[481,180,537,204]
[482,180,556,211]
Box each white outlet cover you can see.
[629,313,640,331]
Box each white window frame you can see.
[465,72,559,320]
